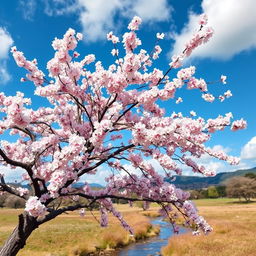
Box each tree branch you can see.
[112,102,138,126]
[0,149,31,169]
[11,126,36,141]
[78,144,135,176]
[0,175,27,199]
[0,149,41,197]
[38,203,89,225]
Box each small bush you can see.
[4,195,25,208]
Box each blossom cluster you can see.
[0,15,247,235]
[25,196,47,217]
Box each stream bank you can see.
[117,218,187,256]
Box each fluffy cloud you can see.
[19,0,37,21]
[43,0,172,42]
[125,0,172,22]
[0,62,11,84]
[0,28,13,84]
[171,0,256,60]
[241,136,256,160]
[77,0,123,42]
[0,28,13,59]
[0,166,25,183]
[43,0,78,16]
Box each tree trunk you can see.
[0,213,38,256]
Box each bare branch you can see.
[11,126,36,141]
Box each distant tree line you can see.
[189,172,256,202]
[1,172,256,208]
[0,193,25,208]
[0,187,100,209]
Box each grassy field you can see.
[161,198,256,256]
[1,199,255,256]
[0,205,159,256]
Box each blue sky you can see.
[0,0,256,183]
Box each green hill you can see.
[168,167,256,190]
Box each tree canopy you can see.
[0,15,246,255]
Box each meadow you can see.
[0,205,159,256]
[0,199,255,255]
[161,198,256,256]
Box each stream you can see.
[117,218,187,256]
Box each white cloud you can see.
[19,0,37,21]
[0,28,13,84]
[0,61,11,84]
[43,0,172,42]
[126,0,172,22]
[0,166,25,183]
[0,28,13,59]
[80,164,115,185]
[43,0,78,16]
[171,0,256,60]
[241,136,256,160]
[78,0,122,42]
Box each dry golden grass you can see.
[0,205,159,256]
[161,200,256,256]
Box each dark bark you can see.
[0,213,38,256]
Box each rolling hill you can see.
[168,167,256,190]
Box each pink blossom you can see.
[221,75,227,84]
[199,14,208,25]
[183,23,214,57]
[17,187,29,196]
[153,45,162,60]
[156,32,165,40]
[176,97,183,104]
[76,32,83,41]
[25,196,46,217]
[100,206,108,227]
[128,16,142,31]
[224,90,232,98]
[111,49,118,56]
[190,110,197,117]
[231,119,247,131]
[177,66,195,80]
[187,77,207,91]
[219,95,225,102]
[107,31,120,44]
[1,16,246,242]
[122,32,141,53]
[202,93,215,102]
[169,55,183,68]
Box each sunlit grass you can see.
[192,197,251,206]
[161,199,256,256]
[0,205,159,255]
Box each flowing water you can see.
[117,218,187,256]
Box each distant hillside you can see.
[6,182,104,190]
[6,168,256,191]
[168,167,256,190]
[72,182,104,189]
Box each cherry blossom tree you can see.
[0,15,246,255]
